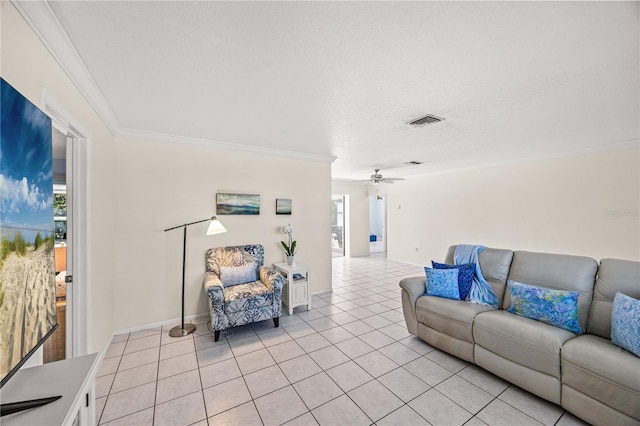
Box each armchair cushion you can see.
[224,281,274,314]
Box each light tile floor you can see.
[95,254,590,426]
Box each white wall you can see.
[385,148,640,265]
[112,137,332,330]
[2,2,116,352]
[3,2,333,347]
[332,182,371,257]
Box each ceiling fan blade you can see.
[383,177,405,181]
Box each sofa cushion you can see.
[611,292,640,357]
[445,246,513,304]
[425,267,460,300]
[507,280,582,334]
[224,281,273,314]
[473,310,576,379]
[505,251,597,332]
[220,262,258,287]
[416,296,494,344]
[432,261,475,300]
[588,259,640,339]
[561,334,640,421]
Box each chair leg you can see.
[214,330,220,342]
[273,317,279,328]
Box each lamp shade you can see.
[206,217,227,235]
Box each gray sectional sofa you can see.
[400,246,640,426]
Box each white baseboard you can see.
[104,312,210,348]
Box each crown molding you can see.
[118,127,337,164]
[12,0,122,136]
[410,138,640,180]
[12,0,337,165]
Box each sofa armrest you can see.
[399,276,426,336]
[259,266,285,296]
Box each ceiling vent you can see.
[406,114,444,127]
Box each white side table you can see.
[273,262,311,315]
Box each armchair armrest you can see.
[203,272,225,314]
[259,266,285,295]
[399,276,426,336]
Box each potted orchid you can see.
[281,224,297,266]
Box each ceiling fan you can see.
[360,169,406,185]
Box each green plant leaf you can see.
[280,240,290,255]
[291,240,297,254]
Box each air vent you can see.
[404,161,424,165]
[406,114,444,126]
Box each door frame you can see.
[331,195,346,257]
[42,89,90,357]
[368,194,387,254]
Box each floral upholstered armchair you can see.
[203,244,285,341]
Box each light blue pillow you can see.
[432,261,475,300]
[507,280,582,334]
[220,262,258,287]
[611,292,640,358]
[424,267,460,300]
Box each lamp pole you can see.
[164,217,224,337]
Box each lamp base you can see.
[168,323,196,337]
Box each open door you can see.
[369,195,387,254]
[42,90,90,358]
[44,130,70,363]
[331,195,345,257]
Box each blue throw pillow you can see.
[507,280,582,334]
[611,292,640,358]
[432,261,475,300]
[424,267,460,300]
[220,262,258,287]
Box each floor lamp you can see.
[164,216,226,337]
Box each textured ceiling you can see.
[27,1,640,180]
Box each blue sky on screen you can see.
[1,78,53,241]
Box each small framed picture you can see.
[276,198,292,215]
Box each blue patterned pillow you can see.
[432,262,475,300]
[424,267,460,300]
[220,262,258,287]
[507,280,582,334]
[611,292,640,358]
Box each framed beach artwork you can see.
[276,198,292,215]
[0,78,57,385]
[216,193,260,215]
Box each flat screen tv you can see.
[0,78,58,395]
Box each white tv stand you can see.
[1,353,100,425]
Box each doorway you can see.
[44,128,70,363]
[331,195,345,257]
[369,195,386,254]
[41,89,90,360]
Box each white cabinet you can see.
[1,353,100,425]
[273,262,311,315]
